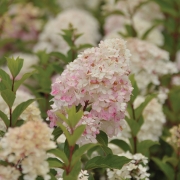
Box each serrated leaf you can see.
[137,140,159,157]
[14,70,36,92]
[0,110,9,128]
[85,154,131,170]
[48,149,69,166]
[6,57,24,78]
[52,127,63,141]
[1,89,15,107]
[110,139,132,152]
[12,99,35,126]
[71,143,97,166]
[47,157,64,168]
[96,131,108,146]
[152,157,175,180]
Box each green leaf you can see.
[47,157,64,168]
[71,143,97,166]
[50,52,68,63]
[0,110,9,128]
[163,156,179,167]
[125,24,137,37]
[0,130,5,137]
[56,112,69,125]
[14,70,36,92]
[67,107,83,128]
[69,125,86,146]
[52,127,63,141]
[0,160,9,166]
[135,94,156,120]
[152,157,175,180]
[129,74,139,103]
[105,10,125,17]
[125,117,140,136]
[6,57,24,78]
[77,44,93,51]
[0,69,12,89]
[110,139,132,153]
[1,89,15,107]
[100,145,113,155]
[141,24,159,40]
[12,99,35,126]
[137,140,159,157]
[88,173,95,180]
[48,172,57,180]
[85,154,131,170]
[57,123,72,145]
[48,149,69,166]
[63,160,81,180]
[96,131,108,146]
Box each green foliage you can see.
[137,140,159,157]
[14,70,36,92]
[0,69,12,90]
[85,154,131,170]
[48,149,69,166]
[6,57,23,78]
[71,143,97,166]
[96,130,108,146]
[63,160,81,180]
[0,110,9,128]
[52,127,63,141]
[12,99,36,126]
[110,139,132,153]
[152,157,175,180]
[47,157,64,168]
[1,89,15,108]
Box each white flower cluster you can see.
[104,16,164,46]
[0,165,21,180]
[167,124,180,149]
[103,0,164,46]
[127,38,178,90]
[48,38,133,143]
[0,3,42,41]
[34,9,100,54]
[107,152,150,180]
[0,121,56,180]
[20,104,42,122]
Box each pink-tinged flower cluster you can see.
[127,38,178,90]
[48,38,133,141]
[0,121,56,180]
